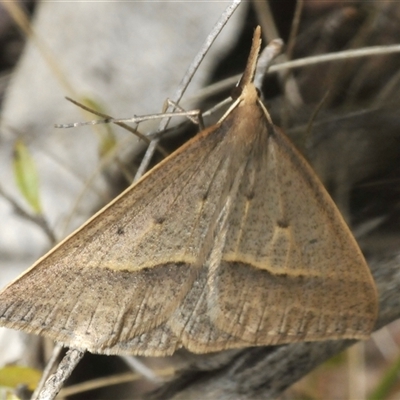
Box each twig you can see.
[190,43,400,102]
[37,348,84,400]
[254,38,284,91]
[0,185,56,245]
[252,0,303,108]
[59,368,174,398]
[1,1,75,96]
[285,0,304,60]
[31,344,63,400]
[273,44,400,71]
[59,97,169,157]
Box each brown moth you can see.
[0,27,378,356]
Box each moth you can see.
[0,27,378,356]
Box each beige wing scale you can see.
[0,123,238,355]
[208,118,378,345]
[105,266,251,356]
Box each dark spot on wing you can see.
[201,192,208,201]
[117,227,125,235]
[246,191,255,200]
[277,219,289,228]
[154,216,165,224]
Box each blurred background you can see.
[0,1,399,399]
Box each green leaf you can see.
[13,140,42,214]
[0,365,41,391]
[368,354,400,400]
[81,97,117,157]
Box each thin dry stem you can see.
[37,348,84,400]
[31,344,63,400]
[191,43,400,102]
[134,0,242,181]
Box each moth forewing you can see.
[204,77,377,345]
[0,122,239,355]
